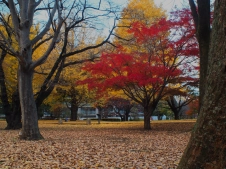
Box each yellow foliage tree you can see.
[115,0,165,43]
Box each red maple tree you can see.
[79,10,198,129]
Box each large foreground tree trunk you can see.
[18,66,43,140]
[178,1,226,168]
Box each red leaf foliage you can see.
[186,99,199,116]
[78,9,199,105]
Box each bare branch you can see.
[31,1,57,46]
[0,31,17,55]
[30,18,64,70]
[32,36,53,53]
[0,41,16,56]
[188,0,198,30]
[34,70,48,75]
[35,0,42,7]
[8,0,19,35]
[63,58,97,68]
[63,19,116,58]
[28,0,38,28]
[98,0,102,10]
[1,0,9,8]
[112,33,131,41]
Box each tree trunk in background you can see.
[143,108,151,129]
[143,105,156,130]
[178,1,226,168]
[0,50,21,129]
[0,50,11,127]
[167,96,180,120]
[6,90,22,129]
[70,99,78,121]
[125,110,129,121]
[189,0,210,111]
[11,90,22,129]
[174,113,179,120]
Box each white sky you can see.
[154,0,188,11]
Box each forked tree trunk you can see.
[18,66,43,140]
[178,1,226,168]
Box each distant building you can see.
[78,105,99,120]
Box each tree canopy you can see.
[79,13,198,129]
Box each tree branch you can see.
[8,0,20,36]
[188,0,198,30]
[32,36,53,53]
[63,19,116,58]
[31,1,57,46]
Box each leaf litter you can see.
[0,121,195,169]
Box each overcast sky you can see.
[154,0,188,11]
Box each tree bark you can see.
[143,111,151,129]
[178,1,226,168]
[18,66,43,140]
[143,106,154,130]
[189,0,210,110]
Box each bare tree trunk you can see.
[178,1,226,168]
[18,66,43,140]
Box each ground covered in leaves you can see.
[0,120,195,169]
